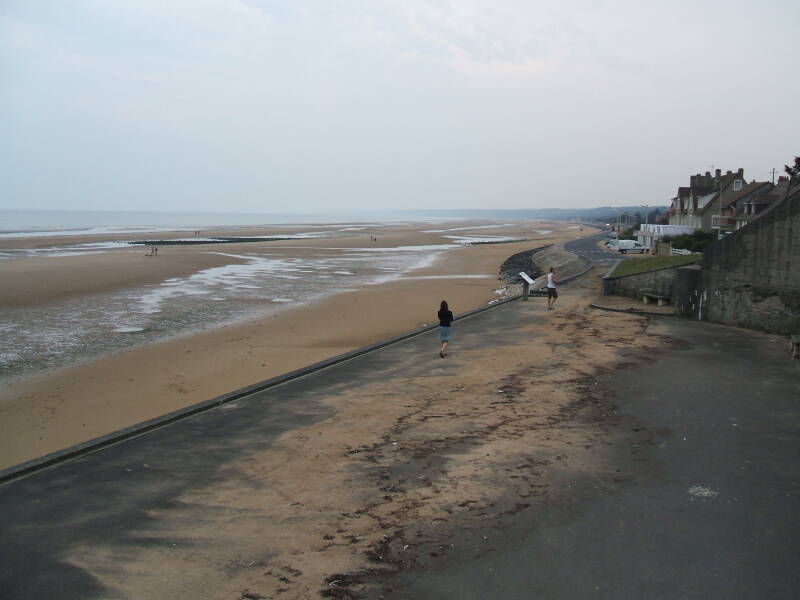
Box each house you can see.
[636,224,695,251]
[738,176,800,229]
[696,169,747,231]
[667,186,691,225]
[668,168,746,231]
[668,170,724,228]
[711,180,772,233]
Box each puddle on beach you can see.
[0,245,464,379]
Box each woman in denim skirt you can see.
[438,300,454,358]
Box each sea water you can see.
[0,212,512,380]
[0,209,352,236]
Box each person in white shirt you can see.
[546,267,558,310]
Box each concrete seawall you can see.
[697,193,799,334]
[498,243,591,293]
[530,244,592,288]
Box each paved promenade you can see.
[386,317,800,599]
[1,273,798,599]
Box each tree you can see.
[784,156,799,202]
[786,156,800,180]
[662,230,715,252]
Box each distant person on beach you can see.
[438,300,454,358]
[546,267,558,310]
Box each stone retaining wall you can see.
[499,247,546,283]
[603,265,682,300]
[673,265,703,318]
[695,193,799,334]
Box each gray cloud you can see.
[1,0,797,212]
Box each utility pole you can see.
[770,168,777,184]
[716,171,724,240]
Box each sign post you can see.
[518,271,534,300]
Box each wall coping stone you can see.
[607,258,701,280]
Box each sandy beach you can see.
[0,220,599,468]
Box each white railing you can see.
[671,248,693,255]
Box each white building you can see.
[637,224,695,250]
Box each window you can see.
[733,179,743,191]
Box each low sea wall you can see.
[530,244,590,288]
[498,244,589,291]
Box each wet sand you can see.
[0,220,598,468]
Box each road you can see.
[565,231,627,267]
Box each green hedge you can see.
[662,230,716,252]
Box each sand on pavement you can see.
[62,269,667,599]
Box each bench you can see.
[791,335,800,359]
[641,290,671,306]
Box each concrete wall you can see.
[673,265,703,318]
[530,245,590,289]
[697,193,799,334]
[604,264,688,300]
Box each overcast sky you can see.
[1,0,797,213]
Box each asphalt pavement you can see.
[1,295,534,600]
[381,317,800,599]
[565,232,626,267]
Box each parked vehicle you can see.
[615,240,646,254]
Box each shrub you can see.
[663,230,716,252]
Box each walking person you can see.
[438,300,454,358]
[546,267,558,310]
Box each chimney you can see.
[737,168,744,176]
[726,170,732,176]
[715,168,721,178]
